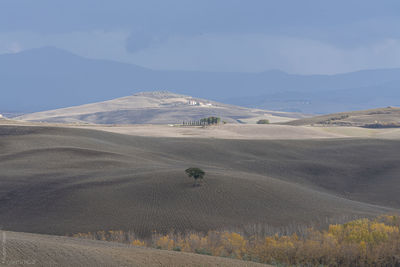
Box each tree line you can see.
[182,116,221,126]
[72,215,400,266]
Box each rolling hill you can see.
[15,91,302,124]
[284,107,400,127]
[1,47,400,114]
[0,125,398,238]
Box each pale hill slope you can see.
[16,91,303,124]
[284,107,400,127]
[3,119,400,140]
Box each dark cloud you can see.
[1,0,400,47]
[2,0,400,73]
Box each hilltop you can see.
[16,91,301,124]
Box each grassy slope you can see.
[0,126,398,237]
[284,107,400,126]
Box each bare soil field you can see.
[0,125,398,238]
[0,231,266,267]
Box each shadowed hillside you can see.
[0,126,398,237]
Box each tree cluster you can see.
[256,119,270,124]
[182,117,221,126]
[74,215,400,267]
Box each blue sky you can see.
[1,0,400,74]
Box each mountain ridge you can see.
[2,47,400,113]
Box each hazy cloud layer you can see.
[0,0,400,74]
[129,34,400,74]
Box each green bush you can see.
[256,119,270,124]
[195,248,212,255]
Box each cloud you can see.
[128,33,400,74]
[1,31,400,75]
[1,1,400,75]
[0,41,22,53]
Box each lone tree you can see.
[185,167,205,186]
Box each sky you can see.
[1,0,400,74]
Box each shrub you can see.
[132,239,146,247]
[195,248,212,255]
[256,119,270,124]
[363,122,400,128]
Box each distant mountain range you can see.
[16,91,302,124]
[1,47,400,114]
